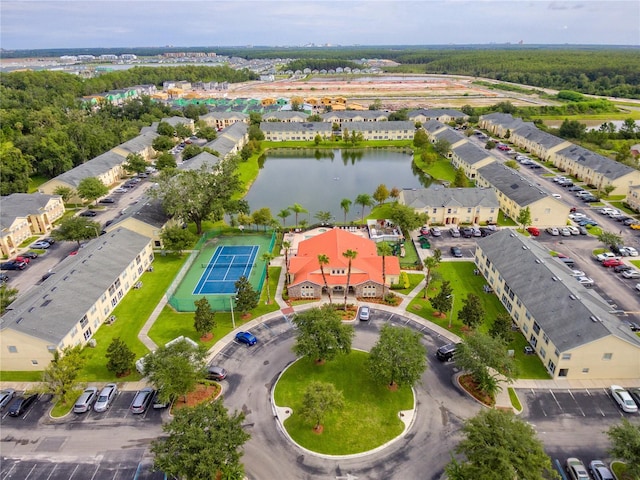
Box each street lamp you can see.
[447,294,455,329]
[85,225,99,238]
[230,295,237,329]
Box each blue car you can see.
[235,331,257,346]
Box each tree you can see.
[430,280,453,315]
[197,125,218,141]
[252,207,273,231]
[157,121,174,136]
[314,210,332,225]
[0,283,19,314]
[455,332,516,399]
[433,138,451,157]
[53,185,75,203]
[453,167,468,187]
[182,144,203,160]
[299,381,345,431]
[51,216,101,246]
[340,198,352,224]
[143,338,207,404]
[152,135,175,151]
[368,324,427,388]
[445,409,557,480]
[277,208,291,227]
[377,242,393,298]
[76,177,108,204]
[388,203,429,241]
[160,225,196,255]
[413,128,429,148]
[423,249,442,299]
[0,141,31,195]
[105,337,136,377]
[489,313,513,342]
[155,152,177,171]
[597,230,623,249]
[292,305,354,363]
[261,253,274,303]
[458,293,484,330]
[607,419,640,479]
[373,184,390,205]
[124,152,147,174]
[151,161,241,234]
[234,276,259,315]
[193,297,216,339]
[389,187,400,201]
[317,254,333,304]
[151,400,250,480]
[559,118,586,139]
[485,140,496,150]
[289,202,308,227]
[516,206,532,231]
[342,249,358,309]
[175,123,193,139]
[504,159,519,170]
[42,345,85,404]
[355,193,374,221]
[602,184,616,198]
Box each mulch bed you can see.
[458,374,495,407]
[171,383,222,412]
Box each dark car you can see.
[436,343,457,362]
[461,227,474,238]
[235,331,257,346]
[130,387,155,414]
[479,227,495,237]
[628,387,640,407]
[79,210,97,217]
[7,393,38,417]
[21,251,39,259]
[614,264,632,273]
[1,260,27,270]
[41,271,55,281]
[626,321,640,332]
[583,195,599,202]
[450,246,463,258]
[206,366,228,381]
[0,273,9,283]
[99,198,115,204]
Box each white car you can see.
[430,227,442,237]
[610,385,638,413]
[598,207,619,216]
[589,460,614,480]
[569,213,586,220]
[546,227,559,236]
[575,276,595,287]
[570,270,586,277]
[551,193,562,199]
[566,458,589,480]
[621,246,638,257]
[622,269,640,279]
[560,227,571,236]
[449,227,460,238]
[596,252,617,262]
[566,226,580,235]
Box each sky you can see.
[1,0,639,50]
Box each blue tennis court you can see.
[193,245,259,295]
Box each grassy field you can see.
[273,351,413,455]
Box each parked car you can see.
[569,213,586,220]
[546,227,559,236]
[430,227,442,237]
[449,227,460,238]
[582,195,599,202]
[471,227,482,237]
[570,270,586,277]
[419,225,429,235]
[358,305,371,321]
[73,387,98,413]
[130,387,155,414]
[621,246,639,257]
[575,276,595,287]
[1,260,27,270]
[450,246,463,258]
[560,227,572,236]
[0,389,16,410]
[14,256,31,264]
[596,252,617,262]
[577,226,588,235]
[526,226,540,236]
[113,187,128,193]
[479,227,495,237]
[566,457,589,480]
[614,264,632,273]
[611,385,638,413]
[602,258,624,268]
[628,387,640,406]
[461,227,474,238]
[623,218,637,226]
[626,321,640,332]
[618,267,637,277]
[206,366,228,381]
[30,240,51,249]
[79,210,97,217]
[578,218,598,227]
[0,273,8,283]
[21,251,39,259]
[7,393,38,417]
[436,343,457,362]
[235,331,257,346]
[630,222,640,230]
[94,384,118,412]
[566,226,580,235]
[567,185,583,192]
[588,460,614,480]
[99,198,115,204]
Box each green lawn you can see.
[0,371,43,382]
[609,201,637,216]
[273,351,413,454]
[498,211,517,227]
[407,261,549,379]
[27,175,49,193]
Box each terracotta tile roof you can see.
[289,228,401,288]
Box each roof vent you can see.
[510,233,516,238]
[569,294,577,300]
[590,316,598,322]
[535,259,544,264]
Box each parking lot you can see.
[519,388,635,419]
[0,457,164,480]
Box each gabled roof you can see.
[320,110,389,121]
[161,116,194,127]
[513,124,567,149]
[0,193,61,230]
[114,130,159,155]
[452,142,495,165]
[0,228,151,344]
[259,122,332,134]
[108,196,171,229]
[556,144,636,180]
[400,186,499,210]
[288,228,400,288]
[180,151,221,171]
[204,122,248,157]
[263,111,308,121]
[422,119,447,134]
[54,150,125,188]
[480,112,526,130]
[476,231,640,351]
[341,121,414,132]
[201,111,248,121]
[433,128,466,145]
[477,162,551,207]
[409,108,467,119]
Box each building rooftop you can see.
[400,186,499,210]
[477,162,551,207]
[0,193,61,230]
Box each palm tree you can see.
[340,198,352,224]
[317,254,332,304]
[376,242,393,299]
[315,211,332,225]
[342,249,358,309]
[423,249,442,299]
[289,203,308,228]
[282,241,291,284]
[277,208,291,228]
[261,253,274,303]
[355,194,374,222]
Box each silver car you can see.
[73,387,98,413]
[0,389,16,410]
[94,384,118,412]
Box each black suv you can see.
[1,260,27,271]
[7,393,38,417]
[436,343,457,362]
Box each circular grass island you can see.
[273,350,415,455]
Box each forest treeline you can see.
[283,59,361,72]
[0,66,256,194]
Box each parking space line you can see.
[45,464,58,480]
[1,463,17,480]
[585,389,606,417]
[68,465,80,480]
[88,464,100,480]
[23,464,37,480]
[568,390,585,416]
[549,390,562,412]
[531,389,547,416]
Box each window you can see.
[117,290,123,299]
[83,328,92,341]
[467,208,472,213]
[529,335,537,347]
[101,293,107,303]
[603,353,613,360]
[80,315,89,328]
[558,368,568,377]
[547,360,556,374]
[582,368,589,374]
[111,297,118,307]
[31,360,39,365]
[114,278,121,289]
[300,285,315,298]
[532,322,540,334]
[7,346,18,353]
[562,353,572,360]
[540,348,546,359]
[108,285,116,296]
[522,324,529,333]
[542,333,549,345]
[136,254,141,265]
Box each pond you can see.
[243,148,436,224]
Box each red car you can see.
[602,258,624,268]
[14,256,30,264]
[526,227,540,236]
